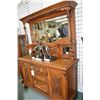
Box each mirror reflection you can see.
[32,15,69,43]
[63,47,70,54]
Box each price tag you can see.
[66,52,69,54]
[31,70,34,76]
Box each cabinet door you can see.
[18,61,21,76]
[20,61,33,87]
[49,69,68,100]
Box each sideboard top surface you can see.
[18,56,78,71]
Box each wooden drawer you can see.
[30,64,47,76]
[30,64,48,83]
[34,66,47,75]
[34,78,48,93]
[34,75,48,83]
[34,71,47,77]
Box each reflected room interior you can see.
[31,15,69,43]
[30,15,71,61]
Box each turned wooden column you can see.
[69,9,77,58]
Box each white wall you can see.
[17,0,83,93]
[75,0,83,92]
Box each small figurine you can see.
[43,44,57,61]
[31,41,57,61]
[43,45,51,59]
[31,41,44,59]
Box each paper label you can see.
[31,70,34,76]
[66,52,69,54]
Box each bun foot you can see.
[24,84,28,89]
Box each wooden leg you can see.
[24,84,28,89]
[74,92,78,99]
[21,79,24,84]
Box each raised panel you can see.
[51,76,62,96]
[49,71,64,100]
[30,64,47,75]
[18,61,22,76]
[34,75,48,83]
[20,61,33,87]
[19,61,27,83]
[34,78,48,93]
[67,64,77,100]
[29,62,48,91]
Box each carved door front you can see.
[20,61,33,87]
[49,70,66,100]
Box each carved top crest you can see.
[20,1,77,23]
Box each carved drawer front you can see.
[34,67,48,83]
[30,64,48,83]
[34,78,48,93]
[34,75,48,83]
[49,69,65,100]
[30,64,47,74]
[31,65,47,77]
[33,66,47,76]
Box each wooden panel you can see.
[19,60,33,87]
[48,69,68,100]
[67,63,77,100]
[20,1,77,23]
[18,61,21,76]
[69,9,77,58]
[34,78,48,93]
[18,39,22,57]
[19,56,78,70]
[18,35,27,57]
[29,62,49,93]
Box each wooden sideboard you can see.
[18,1,78,100]
[18,56,78,100]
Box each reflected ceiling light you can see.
[61,21,68,24]
[45,19,55,22]
[55,19,68,22]
[45,15,67,21]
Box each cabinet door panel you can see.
[20,61,33,87]
[51,75,63,98]
[34,78,48,93]
[49,69,65,100]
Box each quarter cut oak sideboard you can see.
[18,56,78,100]
[18,1,78,100]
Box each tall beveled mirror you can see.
[31,15,69,43]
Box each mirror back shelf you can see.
[20,1,77,59]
